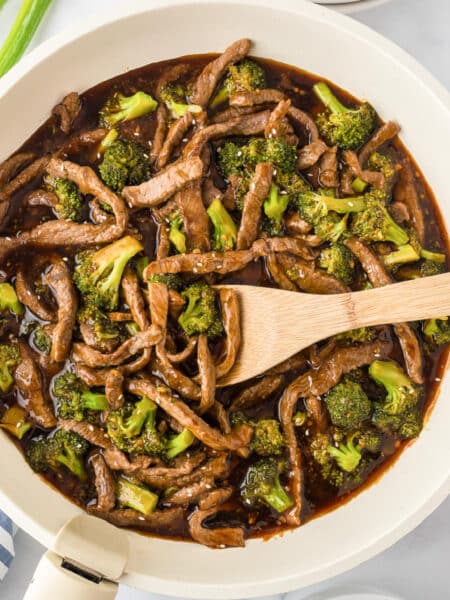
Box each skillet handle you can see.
[24,551,119,600]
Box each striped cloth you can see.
[0,510,15,580]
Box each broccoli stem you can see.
[263,183,290,224]
[383,244,420,268]
[166,429,195,459]
[0,406,31,440]
[207,197,237,250]
[98,129,119,153]
[0,283,24,315]
[420,248,446,263]
[0,0,53,77]
[81,392,108,411]
[117,478,158,515]
[352,177,369,193]
[324,195,366,214]
[313,82,348,115]
[265,479,294,513]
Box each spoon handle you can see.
[316,272,450,334]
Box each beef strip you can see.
[43,260,78,362]
[394,161,425,244]
[52,92,81,134]
[122,156,203,208]
[175,180,210,251]
[166,336,197,363]
[25,189,59,209]
[390,201,410,224]
[126,378,252,452]
[340,150,384,195]
[230,374,284,411]
[216,288,241,380]
[318,146,338,188]
[150,103,168,166]
[230,88,286,108]
[198,486,233,510]
[59,419,115,449]
[284,212,312,235]
[164,477,215,506]
[90,507,185,535]
[183,110,271,158]
[156,112,194,169]
[237,162,273,250]
[143,237,313,277]
[105,369,125,410]
[279,339,391,526]
[0,156,49,204]
[189,507,245,548]
[266,252,298,291]
[15,266,55,322]
[197,334,216,414]
[90,451,116,512]
[276,253,349,294]
[15,343,57,428]
[358,121,400,166]
[72,326,161,368]
[297,139,328,170]
[0,152,35,188]
[132,452,207,489]
[344,237,424,383]
[191,38,251,107]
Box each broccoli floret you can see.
[350,194,409,246]
[77,303,122,350]
[325,379,372,430]
[313,82,376,150]
[328,435,362,473]
[26,430,89,480]
[353,152,397,196]
[314,213,349,243]
[178,282,224,339]
[336,327,375,346]
[159,82,202,119]
[424,318,450,347]
[369,360,422,415]
[296,191,365,225]
[250,419,285,457]
[98,138,150,192]
[262,184,290,236]
[0,405,31,440]
[74,236,143,311]
[356,428,383,454]
[53,372,107,422]
[245,137,297,173]
[107,396,166,457]
[207,197,237,250]
[217,142,247,177]
[44,175,83,221]
[319,243,355,284]
[117,478,158,515]
[147,273,183,290]
[372,404,422,439]
[168,211,187,254]
[241,457,293,513]
[211,59,266,108]
[32,325,52,355]
[166,429,195,459]
[397,259,445,281]
[0,282,23,315]
[0,343,20,393]
[99,90,158,129]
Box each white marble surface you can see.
[0,0,449,598]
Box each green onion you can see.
[0,0,53,78]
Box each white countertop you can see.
[0,0,449,598]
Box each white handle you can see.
[24,551,119,600]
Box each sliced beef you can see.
[216,288,241,380]
[104,370,125,410]
[266,252,298,291]
[318,146,338,188]
[122,156,203,208]
[90,451,116,512]
[230,89,286,107]
[358,121,400,166]
[197,334,216,414]
[44,261,78,362]
[175,180,210,251]
[345,237,424,383]
[156,112,195,169]
[191,38,251,107]
[394,161,425,244]
[230,374,284,411]
[132,452,207,489]
[15,344,57,428]
[297,139,328,170]
[126,378,252,452]
[52,92,81,134]
[90,507,185,535]
[165,477,215,506]
[150,103,168,165]
[237,162,273,250]
[15,265,55,322]
[276,253,349,294]
[189,507,245,548]
[340,150,384,195]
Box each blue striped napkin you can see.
[0,510,15,580]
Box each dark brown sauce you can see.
[1,53,449,544]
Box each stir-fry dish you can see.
[0,40,449,548]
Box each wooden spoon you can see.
[218,272,450,386]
